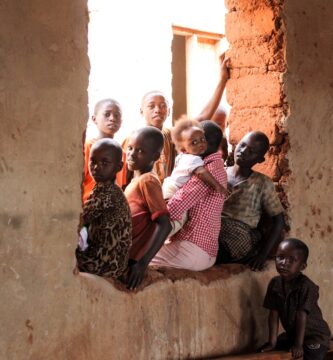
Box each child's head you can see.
[234,131,269,169]
[89,138,123,183]
[126,126,164,174]
[140,91,170,130]
[275,238,309,281]
[171,119,207,155]
[211,105,228,131]
[92,98,122,138]
[201,120,223,156]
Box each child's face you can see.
[89,146,122,183]
[92,103,122,137]
[275,242,306,281]
[180,127,207,155]
[126,133,159,174]
[140,95,169,130]
[234,133,265,168]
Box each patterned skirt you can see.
[216,216,262,264]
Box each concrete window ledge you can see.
[74,262,277,359]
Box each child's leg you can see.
[303,344,328,360]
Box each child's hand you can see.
[257,342,275,353]
[216,184,231,198]
[127,261,147,290]
[219,53,230,83]
[247,252,268,271]
[290,345,303,359]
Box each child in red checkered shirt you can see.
[162,119,229,235]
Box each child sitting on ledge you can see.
[124,127,172,290]
[163,119,229,235]
[76,138,132,279]
[216,131,284,271]
[258,238,331,360]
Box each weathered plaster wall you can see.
[0,1,89,358]
[284,0,333,325]
[1,1,332,359]
[225,0,333,328]
[0,2,273,359]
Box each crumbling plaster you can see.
[283,0,333,323]
[0,1,332,359]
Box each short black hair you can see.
[91,138,123,163]
[135,126,164,153]
[94,98,122,116]
[141,90,169,107]
[282,238,309,262]
[201,120,223,153]
[250,131,270,155]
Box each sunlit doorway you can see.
[87,0,229,143]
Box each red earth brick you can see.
[253,151,280,181]
[226,8,275,43]
[227,73,282,108]
[225,0,278,12]
[228,107,284,145]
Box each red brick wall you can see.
[225,0,289,209]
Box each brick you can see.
[225,0,277,12]
[228,107,284,145]
[228,40,276,68]
[226,8,275,43]
[227,73,282,108]
[253,151,280,181]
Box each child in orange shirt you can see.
[82,98,122,203]
[124,127,172,289]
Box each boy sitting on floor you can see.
[258,238,331,360]
[76,138,132,279]
[216,131,284,270]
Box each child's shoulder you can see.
[268,274,319,292]
[137,172,161,185]
[297,273,319,290]
[251,171,274,183]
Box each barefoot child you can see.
[259,238,331,359]
[76,139,132,279]
[124,127,172,289]
[163,119,229,234]
[83,98,122,203]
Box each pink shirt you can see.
[167,152,227,257]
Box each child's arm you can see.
[258,309,279,352]
[291,310,307,359]
[127,214,171,290]
[193,53,230,122]
[194,166,229,197]
[248,213,284,271]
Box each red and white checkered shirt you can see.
[167,152,227,257]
